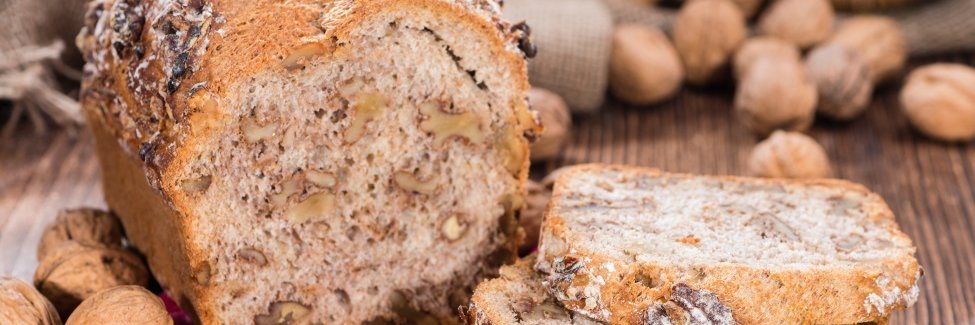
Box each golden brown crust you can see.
[87,113,205,322]
[466,256,600,325]
[538,164,921,324]
[81,0,536,323]
[79,0,532,190]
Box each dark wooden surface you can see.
[3,59,975,324]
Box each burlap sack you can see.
[885,0,975,55]
[0,0,87,136]
[504,0,614,113]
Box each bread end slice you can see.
[463,255,600,325]
[536,164,921,324]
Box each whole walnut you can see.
[900,63,975,141]
[673,0,747,85]
[37,209,123,261]
[733,37,801,81]
[749,130,832,178]
[758,0,835,49]
[66,286,171,325]
[828,16,905,83]
[0,276,61,325]
[735,57,817,136]
[33,242,149,318]
[528,88,571,161]
[805,44,874,120]
[609,24,683,105]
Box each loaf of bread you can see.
[77,0,540,323]
[463,255,599,325]
[537,164,921,324]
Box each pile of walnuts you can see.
[0,209,171,325]
[611,0,975,179]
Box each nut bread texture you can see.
[536,164,921,324]
[77,0,540,323]
[462,255,599,325]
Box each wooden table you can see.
[3,59,974,324]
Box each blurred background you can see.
[2,0,975,323]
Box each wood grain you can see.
[3,59,975,323]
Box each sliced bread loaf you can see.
[536,164,921,324]
[463,255,600,325]
[78,0,539,323]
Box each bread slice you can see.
[77,0,539,323]
[536,164,921,324]
[463,255,600,325]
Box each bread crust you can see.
[78,0,532,192]
[464,256,599,325]
[80,0,537,323]
[536,164,922,324]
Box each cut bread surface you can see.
[79,0,537,323]
[536,164,920,324]
[182,11,527,324]
[465,255,600,325]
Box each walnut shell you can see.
[805,44,874,120]
[900,63,975,141]
[37,209,123,261]
[733,37,801,81]
[734,57,817,136]
[610,24,684,105]
[758,0,835,49]
[0,276,61,325]
[528,88,571,161]
[33,242,149,318]
[828,16,905,83]
[65,286,170,325]
[749,130,832,178]
[673,0,747,85]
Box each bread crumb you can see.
[677,235,701,245]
